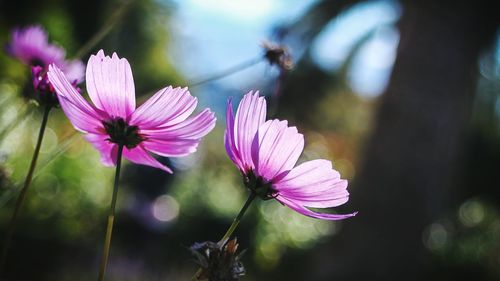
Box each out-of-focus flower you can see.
[48,50,216,172]
[6,25,84,106]
[190,238,245,281]
[262,41,293,71]
[225,91,356,220]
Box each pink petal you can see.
[141,138,200,157]
[47,64,104,133]
[86,50,135,118]
[12,26,48,51]
[84,134,118,166]
[123,145,173,173]
[224,98,244,171]
[274,159,349,208]
[8,26,65,66]
[129,86,197,129]
[231,91,267,172]
[140,108,216,139]
[276,195,357,221]
[63,59,85,84]
[252,119,304,181]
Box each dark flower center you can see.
[29,58,45,67]
[244,170,277,200]
[30,66,59,108]
[103,118,145,149]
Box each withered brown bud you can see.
[190,238,245,281]
[262,41,294,71]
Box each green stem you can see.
[190,192,256,281]
[135,56,264,105]
[97,144,124,281]
[0,105,51,274]
[33,132,79,180]
[189,57,263,87]
[0,106,31,144]
[190,268,203,281]
[0,133,79,210]
[74,0,134,59]
[218,192,256,245]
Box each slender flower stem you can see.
[190,268,203,281]
[190,192,256,281]
[189,57,263,87]
[136,56,265,105]
[0,106,31,144]
[218,192,256,244]
[98,144,124,281]
[33,132,79,180]
[74,0,134,59]
[0,105,51,274]
[0,133,78,209]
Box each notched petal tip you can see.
[246,90,259,97]
[96,49,105,58]
[86,49,136,118]
[177,86,189,92]
[226,97,234,113]
[48,62,57,73]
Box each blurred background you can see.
[0,0,499,280]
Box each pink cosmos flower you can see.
[225,91,356,220]
[47,50,216,173]
[7,25,84,105]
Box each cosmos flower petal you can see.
[233,91,267,171]
[130,86,197,128]
[276,195,357,220]
[274,159,349,208]
[225,91,355,220]
[140,108,216,140]
[63,60,85,84]
[86,50,135,118]
[48,64,98,114]
[280,186,349,209]
[123,145,173,173]
[52,50,215,173]
[7,26,65,67]
[47,64,104,133]
[43,45,66,66]
[85,134,118,166]
[224,98,244,170]
[142,138,200,157]
[252,119,304,181]
[8,26,85,103]
[56,96,104,134]
[12,26,48,49]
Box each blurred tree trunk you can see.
[299,1,498,281]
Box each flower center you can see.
[29,58,45,67]
[244,170,277,200]
[103,118,145,149]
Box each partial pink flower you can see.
[48,50,216,172]
[7,25,84,106]
[8,26,63,67]
[225,91,356,220]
